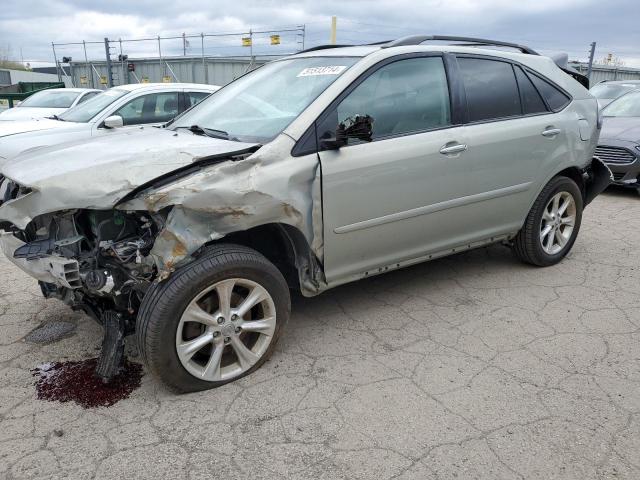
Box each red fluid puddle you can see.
[31,358,143,408]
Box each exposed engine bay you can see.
[1,208,164,380]
[8,209,160,326]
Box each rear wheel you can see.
[136,244,290,392]
[513,176,583,266]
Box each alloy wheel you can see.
[175,278,276,382]
[539,191,576,255]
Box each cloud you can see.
[1,0,639,67]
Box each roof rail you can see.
[297,44,354,54]
[382,35,539,55]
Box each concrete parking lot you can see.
[1,188,639,479]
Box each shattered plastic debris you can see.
[31,358,143,408]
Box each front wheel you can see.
[513,176,583,267]
[136,244,290,392]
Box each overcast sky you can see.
[2,0,639,67]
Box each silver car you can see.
[0,83,219,161]
[0,36,609,392]
[0,88,102,121]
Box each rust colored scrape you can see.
[31,358,143,408]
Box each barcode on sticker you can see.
[297,66,347,77]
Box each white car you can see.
[0,83,219,161]
[0,88,102,121]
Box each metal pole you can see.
[83,40,93,88]
[587,41,596,81]
[165,62,179,82]
[51,43,62,82]
[302,24,306,51]
[201,33,208,84]
[119,38,124,86]
[68,62,75,87]
[158,35,164,80]
[104,37,113,87]
[91,64,106,89]
[330,16,337,45]
[183,32,187,56]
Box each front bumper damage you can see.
[0,233,81,288]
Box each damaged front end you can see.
[0,131,326,381]
[0,204,163,379]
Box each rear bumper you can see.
[584,157,613,205]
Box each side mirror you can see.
[103,115,124,129]
[320,114,374,150]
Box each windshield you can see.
[19,90,81,108]
[171,56,359,142]
[590,83,637,100]
[58,89,127,123]
[602,91,640,117]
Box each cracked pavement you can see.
[1,188,640,479]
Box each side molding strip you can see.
[334,182,532,234]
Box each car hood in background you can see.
[599,116,640,143]
[0,118,73,138]
[1,128,259,211]
[0,107,67,121]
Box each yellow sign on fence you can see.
[141,76,150,83]
[99,75,108,85]
[270,35,280,45]
[242,37,252,47]
[162,76,172,83]
[79,75,88,85]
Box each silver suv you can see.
[0,36,610,392]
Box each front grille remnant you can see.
[595,146,636,165]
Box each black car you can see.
[596,90,640,187]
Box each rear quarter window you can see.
[527,73,571,111]
[514,66,548,115]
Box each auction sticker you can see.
[297,66,347,77]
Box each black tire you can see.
[136,243,290,393]
[513,176,583,267]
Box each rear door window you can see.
[527,73,571,111]
[458,57,521,122]
[186,91,211,108]
[514,66,548,115]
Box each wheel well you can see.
[204,223,320,294]
[555,167,585,200]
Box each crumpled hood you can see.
[0,128,259,228]
[0,117,71,138]
[0,107,67,122]
[599,116,640,144]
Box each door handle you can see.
[542,128,562,137]
[439,143,467,155]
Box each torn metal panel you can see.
[118,137,324,276]
[0,128,259,229]
[584,156,613,205]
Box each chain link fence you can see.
[51,27,306,88]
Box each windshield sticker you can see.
[297,66,348,77]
